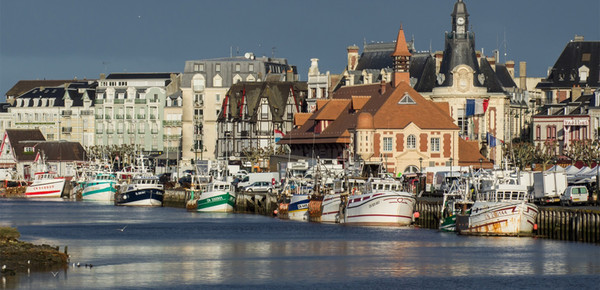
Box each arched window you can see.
[407,134,416,149]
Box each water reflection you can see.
[1,199,599,289]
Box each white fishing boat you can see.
[81,172,117,201]
[439,178,474,232]
[115,174,164,207]
[25,171,66,198]
[196,179,236,213]
[344,177,416,227]
[456,176,538,236]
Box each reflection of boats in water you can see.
[25,171,66,198]
[115,175,164,207]
[456,172,538,236]
[81,172,117,201]
[344,177,416,227]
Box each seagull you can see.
[51,271,59,277]
[117,225,127,232]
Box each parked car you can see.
[242,181,272,193]
[560,185,589,206]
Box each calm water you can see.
[1,199,599,289]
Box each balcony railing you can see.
[61,127,72,133]
[126,115,133,120]
[114,99,125,104]
[81,110,93,116]
[95,99,104,105]
[127,129,135,134]
[163,120,182,126]
[135,99,146,104]
[117,129,124,134]
[149,115,156,120]
[106,129,114,134]
[61,110,72,116]
[137,114,146,119]
[115,114,124,119]
[138,129,145,134]
[105,115,112,120]
[151,129,159,134]
[95,114,103,119]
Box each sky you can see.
[1,0,599,100]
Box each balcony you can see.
[61,127,72,133]
[138,129,145,134]
[114,99,125,104]
[126,115,133,120]
[240,130,249,137]
[117,129,124,134]
[115,114,124,119]
[135,99,146,104]
[137,114,146,119]
[61,110,72,117]
[163,120,182,126]
[150,115,156,120]
[105,115,112,120]
[96,129,103,134]
[107,129,114,134]
[81,110,93,116]
[95,114,103,119]
[151,129,159,134]
[127,129,135,134]
[95,99,104,105]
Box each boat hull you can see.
[115,188,164,207]
[197,191,236,213]
[345,192,415,226]
[82,182,116,201]
[458,201,538,236]
[25,179,66,198]
[288,194,309,221]
[320,193,342,223]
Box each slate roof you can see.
[458,139,493,168]
[4,80,80,98]
[4,129,46,162]
[34,141,87,162]
[355,42,396,71]
[220,81,308,123]
[536,40,600,89]
[15,82,96,107]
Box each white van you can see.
[560,186,589,206]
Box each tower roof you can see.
[452,0,469,17]
[391,25,412,57]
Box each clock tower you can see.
[451,0,469,36]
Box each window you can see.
[383,137,393,152]
[407,134,416,149]
[235,63,241,72]
[216,94,221,102]
[215,64,221,72]
[194,63,204,72]
[457,108,468,136]
[431,137,440,152]
[536,125,541,140]
[249,64,254,72]
[213,75,222,87]
[398,93,416,104]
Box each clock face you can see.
[457,17,465,25]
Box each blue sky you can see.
[1,0,599,100]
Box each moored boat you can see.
[456,182,538,236]
[115,175,164,207]
[196,180,236,213]
[344,177,416,227]
[25,171,66,198]
[81,172,117,201]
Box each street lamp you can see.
[419,157,423,173]
[449,157,454,174]
[479,158,483,170]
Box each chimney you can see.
[506,61,515,78]
[308,58,320,76]
[519,61,527,90]
[347,45,360,71]
[380,80,386,95]
[100,73,106,80]
[572,85,582,102]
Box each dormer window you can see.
[398,93,416,104]
[579,65,589,82]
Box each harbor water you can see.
[1,199,599,289]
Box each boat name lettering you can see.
[369,200,381,208]
[298,203,308,209]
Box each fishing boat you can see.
[81,172,117,201]
[439,179,474,232]
[196,179,236,213]
[25,171,66,198]
[344,177,416,227]
[277,177,311,221]
[115,174,164,207]
[456,176,538,236]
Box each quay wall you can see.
[413,199,600,244]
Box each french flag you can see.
[274,129,284,142]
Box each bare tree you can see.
[534,140,559,171]
[563,139,600,166]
